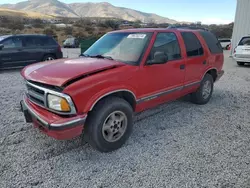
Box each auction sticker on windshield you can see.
[127,34,146,39]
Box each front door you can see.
[136,32,186,111]
[0,36,26,69]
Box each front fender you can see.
[84,85,137,112]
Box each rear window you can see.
[199,31,223,54]
[181,32,204,57]
[238,37,250,46]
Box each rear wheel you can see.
[190,74,214,105]
[84,97,133,152]
[43,55,55,61]
[237,62,245,66]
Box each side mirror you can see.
[147,51,168,65]
[0,44,4,50]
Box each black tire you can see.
[84,97,133,152]
[237,62,245,66]
[190,74,214,105]
[42,54,55,61]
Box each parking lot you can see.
[1,50,250,188]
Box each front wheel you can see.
[84,97,133,152]
[190,74,214,105]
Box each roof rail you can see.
[167,25,209,31]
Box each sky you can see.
[2,0,237,24]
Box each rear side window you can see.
[181,32,204,57]
[23,37,38,47]
[199,31,223,54]
[23,36,57,47]
[238,37,250,46]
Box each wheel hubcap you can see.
[202,80,212,99]
[102,111,128,142]
[46,57,54,61]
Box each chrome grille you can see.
[25,81,77,115]
[26,82,46,107]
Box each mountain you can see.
[0,7,54,18]
[1,0,78,17]
[0,0,178,24]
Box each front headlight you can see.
[47,94,71,112]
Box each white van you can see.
[233,35,250,66]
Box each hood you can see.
[22,57,125,87]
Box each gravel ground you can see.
[1,51,250,188]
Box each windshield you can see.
[239,37,250,46]
[83,32,153,65]
[0,36,9,42]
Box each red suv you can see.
[20,28,224,152]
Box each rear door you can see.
[40,36,59,59]
[22,36,45,64]
[235,36,250,58]
[181,31,207,85]
[199,31,224,71]
[0,36,26,69]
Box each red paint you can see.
[21,57,124,87]
[33,119,83,140]
[21,28,224,140]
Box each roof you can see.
[0,34,48,38]
[109,27,208,33]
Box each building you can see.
[231,0,250,54]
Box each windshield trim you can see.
[83,32,154,66]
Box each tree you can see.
[64,26,73,35]
[43,28,56,36]
[106,20,120,30]
[32,18,43,28]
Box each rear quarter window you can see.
[199,31,223,54]
[41,36,58,46]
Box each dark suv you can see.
[0,34,63,70]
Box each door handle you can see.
[180,64,185,70]
[203,61,207,65]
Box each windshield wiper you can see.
[89,55,114,60]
